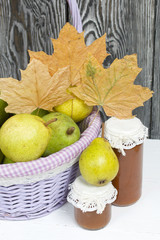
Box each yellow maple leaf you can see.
[29,23,109,85]
[69,54,153,119]
[0,59,72,114]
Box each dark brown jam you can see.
[112,144,143,206]
[74,204,111,230]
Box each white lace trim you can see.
[100,118,148,156]
[67,181,117,214]
[104,125,148,156]
[0,156,79,187]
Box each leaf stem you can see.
[37,108,40,116]
[88,106,100,127]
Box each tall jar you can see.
[104,117,148,206]
[67,176,117,230]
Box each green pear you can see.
[31,108,49,117]
[0,99,10,126]
[0,113,51,162]
[79,137,119,186]
[0,150,4,164]
[42,112,80,156]
[3,157,15,164]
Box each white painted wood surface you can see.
[0,139,160,240]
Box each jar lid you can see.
[67,176,117,214]
[104,117,148,155]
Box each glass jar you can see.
[74,204,111,230]
[104,117,148,206]
[67,176,117,230]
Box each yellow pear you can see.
[79,138,119,186]
[54,98,93,122]
[0,114,51,162]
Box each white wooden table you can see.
[0,139,160,240]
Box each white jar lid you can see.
[104,117,148,155]
[67,176,117,214]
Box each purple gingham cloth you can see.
[0,111,101,178]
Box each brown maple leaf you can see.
[29,23,109,86]
[0,59,72,114]
[69,54,153,119]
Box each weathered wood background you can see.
[0,0,159,139]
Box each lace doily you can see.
[104,117,148,156]
[67,176,117,214]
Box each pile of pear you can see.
[79,137,119,186]
[0,105,81,164]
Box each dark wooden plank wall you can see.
[0,0,159,139]
[0,0,67,79]
[76,0,159,139]
[151,0,160,139]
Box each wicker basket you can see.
[0,1,102,220]
[0,111,101,220]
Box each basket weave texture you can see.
[0,111,101,220]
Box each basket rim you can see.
[0,110,101,179]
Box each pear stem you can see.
[44,118,57,127]
[101,122,105,138]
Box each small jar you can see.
[104,117,148,206]
[67,176,117,230]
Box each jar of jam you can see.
[104,117,148,206]
[67,176,117,230]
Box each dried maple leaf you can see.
[69,54,153,119]
[29,23,109,85]
[28,51,58,77]
[0,59,72,114]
